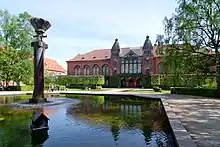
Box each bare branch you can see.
[213,0,220,11]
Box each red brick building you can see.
[44,58,66,76]
[67,36,163,88]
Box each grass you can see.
[66,88,106,91]
[121,89,170,94]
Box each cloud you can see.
[1,0,177,66]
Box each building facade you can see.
[67,36,163,88]
[44,58,66,76]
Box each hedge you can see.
[21,85,34,91]
[58,75,105,86]
[108,76,120,88]
[170,87,218,98]
[142,76,151,88]
[151,74,215,88]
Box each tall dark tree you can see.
[163,0,220,92]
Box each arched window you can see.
[102,65,109,76]
[84,65,90,75]
[93,65,99,75]
[74,65,80,76]
[158,62,164,74]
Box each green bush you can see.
[108,76,120,88]
[58,85,66,90]
[151,74,215,88]
[153,86,162,92]
[58,75,104,86]
[170,87,217,98]
[20,85,34,91]
[142,76,151,88]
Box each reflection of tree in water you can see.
[0,106,35,147]
[110,119,120,142]
[66,95,175,145]
[0,106,49,147]
[142,124,152,145]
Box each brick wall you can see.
[67,59,112,76]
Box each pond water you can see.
[0,95,176,147]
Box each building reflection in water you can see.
[66,95,167,145]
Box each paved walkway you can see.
[165,94,220,147]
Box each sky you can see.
[0,0,177,69]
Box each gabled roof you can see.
[67,49,111,61]
[68,47,144,62]
[120,47,143,57]
[44,58,66,73]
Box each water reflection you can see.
[0,95,176,147]
[66,95,175,146]
[31,129,49,146]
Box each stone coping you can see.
[0,90,197,147]
[161,98,197,147]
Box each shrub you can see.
[58,85,66,90]
[151,74,215,88]
[153,86,162,92]
[58,75,104,86]
[170,87,217,98]
[20,85,34,91]
[108,76,120,88]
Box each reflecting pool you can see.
[0,95,176,147]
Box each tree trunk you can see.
[215,52,220,97]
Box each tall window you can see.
[138,60,141,73]
[158,62,164,74]
[93,65,99,75]
[121,60,124,73]
[133,60,137,73]
[84,65,89,75]
[75,65,80,76]
[102,65,109,76]
[121,59,141,74]
[125,61,129,73]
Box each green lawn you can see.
[121,89,170,94]
[66,88,106,91]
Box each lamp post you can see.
[29,17,51,103]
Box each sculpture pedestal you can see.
[29,98,47,103]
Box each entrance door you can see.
[121,78,126,88]
[128,78,135,88]
[136,78,141,88]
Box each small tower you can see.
[111,38,120,75]
[111,38,120,59]
[142,35,153,57]
[142,35,153,75]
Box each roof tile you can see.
[44,58,66,73]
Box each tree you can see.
[0,10,34,86]
[163,0,220,93]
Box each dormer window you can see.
[93,56,96,59]
[104,56,108,58]
[81,57,84,59]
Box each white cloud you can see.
[1,0,177,66]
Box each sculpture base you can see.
[29,98,47,103]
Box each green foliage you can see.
[58,75,105,86]
[151,74,215,88]
[0,10,34,85]
[108,76,120,88]
[163,0,220,92]
[170,87,217,98]
[20,85,34,91]
[142,76,151,88]
[44,72,57,85]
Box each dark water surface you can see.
[0,95,176,147]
